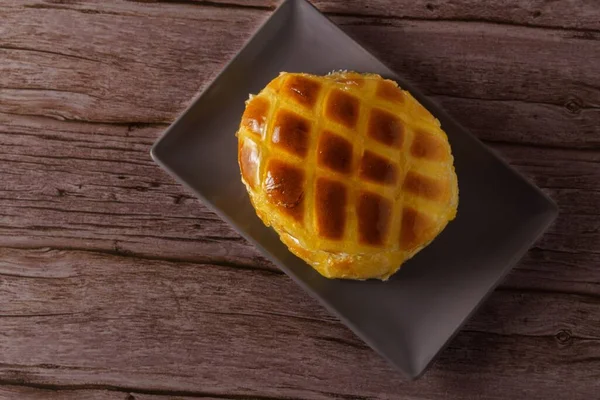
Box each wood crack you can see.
[0,245,279,276]
[496,285,600,302]
[0,313,79,318]
[430,92,600,111]
[0,203,201,219]
[482,138,600,152]
[0,111,171,126]
[0,225,243,245]
[0,152,154,168]
[0,87,103,101]
[201,309,337,326]
[0,204,220,223]
[460,329,600,343]
[333,11,600,35]
[0,45,103,64]
[313,335,369,351]
[124,0,274,12]
[0,272,80,280]
[211,311,339,325]
[0,381,299,400]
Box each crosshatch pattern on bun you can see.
[237,71,459,280]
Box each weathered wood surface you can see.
[0,0,599,399]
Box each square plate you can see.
[151,0,557,379]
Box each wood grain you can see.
[35,0,600,31]
[1,247,599,400]
[0,0,599,399]
[2,1,600,148]
[1,113,598,295]
[0,386,225,400]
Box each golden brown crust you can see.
[315,178,347,240]
[317,131,353,175]
[237,71,459,280]
[367,108,404,148]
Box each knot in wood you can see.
[555,329,572,344]
[564,98,582,114]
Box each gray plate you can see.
[151,0,558,379]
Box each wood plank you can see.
[0,113,270,269]
[492,144,600,258]
[316,0,600,32]
[507,249,600,300]
[0,385,226,400]
[0,1,263,124]
[0,387,119,400]
[0,247,599,400]
[432,95,600,149]
[13,0,600,31]
[0,113,599,292]
[335,17,600,127]
[1,2,599,148]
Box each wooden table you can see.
[1,1,599,399]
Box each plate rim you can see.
[151,0,559,379]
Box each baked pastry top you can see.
[237,71,458,280]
